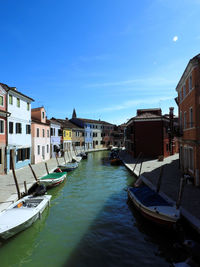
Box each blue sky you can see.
[1,0,200,125]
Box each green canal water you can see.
[0,151,179,267]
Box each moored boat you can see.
[127,185,180,227]
[39,172,67,188]
[0,194,51,240]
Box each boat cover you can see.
[40,172,67,180]
[129,186,172,207]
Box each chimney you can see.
[11,87,17,91]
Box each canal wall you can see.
[120,151,200,234]
[0,148,108,212]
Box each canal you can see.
[0,151,182,266]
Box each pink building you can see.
[31,107,50,164]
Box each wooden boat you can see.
[39,172,67,188]
[0,194,51,240]
[127,185,180,227]
[110,158,121,165]
[57,162,78,172]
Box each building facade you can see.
[5,85,34,172]
[0,84,10,174]
[31,107,50,164]
[48,119,61,158]
[125,108,178,159]
[176,54,200,186]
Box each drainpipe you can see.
[5,89,10,174]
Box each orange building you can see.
[176,54,200,186]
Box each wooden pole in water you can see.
[176,176,186,209]
[28,164,38,183]
[138,159,143,177]
[24,181,28,195]
[156,165,164,193]
[55,156,59,166]
[10,152,21,200]
[133,152,142,173]
[63,152,67,164]
[45,162,49,174]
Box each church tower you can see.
[72,108,77,118]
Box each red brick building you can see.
[125,108,178,159]
[176,54,200,186]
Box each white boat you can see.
[0,194,51,239]
[72,156,82,162]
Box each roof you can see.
[175,53,200,91]
[75,117,114,126]
[0,83,34,102]
[47,118,61,126]
[31,118,50,126]
[51,118,84,130]
[134,112,162,119]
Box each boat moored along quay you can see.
[0,151,195,267]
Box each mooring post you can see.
[45,162,49,174]
[133,152,142,173]
[156,165,164,193]
[28,163,38,183]
[11,152,21,200]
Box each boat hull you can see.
[0,195,51,239]
[39,173,67,188]
[127,187,179,227]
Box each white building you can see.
[6,86,34,172]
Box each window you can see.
[17,98,20,107]
[0,149,2,164]
[184,112,187,129]
[25,148,30,160]
[37,128,39,137]
[96,140,98,145]
[183,85,186,99]
[16,123,22,134]
[58,129,62,136]
[0,96,4,106]
[188,147,194,171]
[47,129,49,137]
[27,103,30,111]
[69,132,71,137]
[51,128,54,136]
[47,144,49,153]
[189,75,192,91]
[189,107,193,128]
[26,124,31,134]
[38,145,40,155]
[42,112,45,119]
[180,111,182,128]
[43,129,45,137]
[9,95,13,105]
[0,120,4,133]
[9,122,13,134]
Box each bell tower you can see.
[72,108,77,118]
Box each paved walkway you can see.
[0,148,107,212]
[120,151,200,233]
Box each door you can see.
[42,146,45,160]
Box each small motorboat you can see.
[55,162,78,172]
[110,158,121,165]
[39,172,67,188]
[0,194,51,239]
[127,185,180,227]
[77,152,88,159]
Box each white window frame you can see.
[0,94,4,107]
[189,107,193,128]
[183,84,186,99]
[188,146,194,173]
[0,119,4,134]
[184,111,187,129]
[189,75,192,91]
[9,94,13,105]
